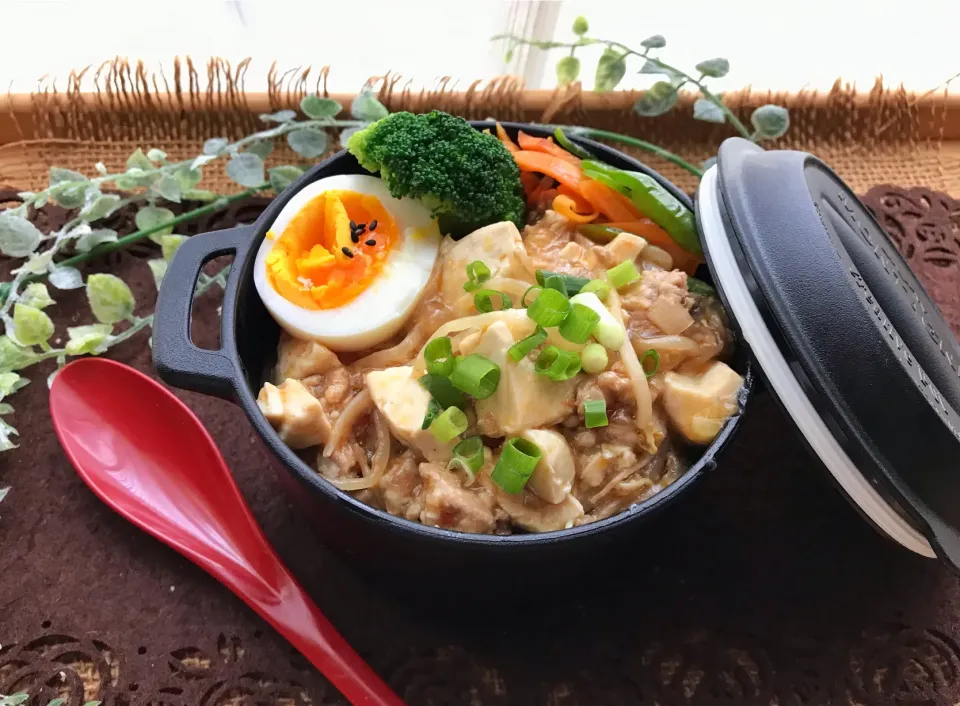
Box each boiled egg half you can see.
[254,174,441,352]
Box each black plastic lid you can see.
[695,137,960,571]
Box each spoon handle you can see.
[236,568,406,706]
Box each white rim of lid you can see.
[698,165,934,558]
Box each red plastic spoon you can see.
[49,357,405,706]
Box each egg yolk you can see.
[265,190,398,310]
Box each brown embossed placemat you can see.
[0,183,957,706]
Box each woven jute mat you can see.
[0,59,958,195]
[0,60,959,706]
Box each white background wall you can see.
[2,0,957,95]
[547,0,960,93]
[0,1,513,93]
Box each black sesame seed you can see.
[351,233,360,243]
[369,219,378,231]
[349,221,357,230]
[341,247,354,258]
[355,225,366,235]
[365,239,376,246]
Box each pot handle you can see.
[153,225,253,400]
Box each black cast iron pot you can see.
[152,122,755,579]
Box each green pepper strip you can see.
[581,160,702,256]
[577,223,624,244]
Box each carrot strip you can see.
[512,150,643,223]
[527,177,556,208]
[602,220,674,244]
[538,188,559,209]
[495,122,519,153]
[680,257,701,276]
[556,183,593,213]
[603,220,703,274]
[667,251,700,276]
[553,194,598,223]
[579,178,641,222]
[512,150,583,191]
[520,172,540,199]
[517,131,580,164]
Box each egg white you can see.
[253,174,441,352]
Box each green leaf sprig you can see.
[494,19,790,175]
[0,89,389,311]
[0,693,101,706]
[0,87,390,453]
[0,261,229,451]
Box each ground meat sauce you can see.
[259,209,742,534]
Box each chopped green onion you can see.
[424,336,455,377]
[473,289,513,313]
[687,276,716,297]
[535,345,582,381]
[536,270,591,297]
[450,353,501,399]
[522,285,542,307]
[607,260,641,290]
[640,349,660,378]
[491,437,542,494]
[421,398,442,430]
[543,274,567,295]
[553,127,593,159]
[594,320,625,350]
[581,343,609,374]
[526,287,570,327]
[429,406,468,442]
[583,398,608,428]
[463,260,491,292]
[449,435,485,476]
[534,270,555,286]
[467,261,490,279]
[570,292,625,350]
[558,302,601,344]
[579,279,611,301]
[419,373,467,409]
[508,325,547,361]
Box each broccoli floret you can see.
[347,111,525,238]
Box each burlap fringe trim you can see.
[2,57,957,195]
[11,57,955,150]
